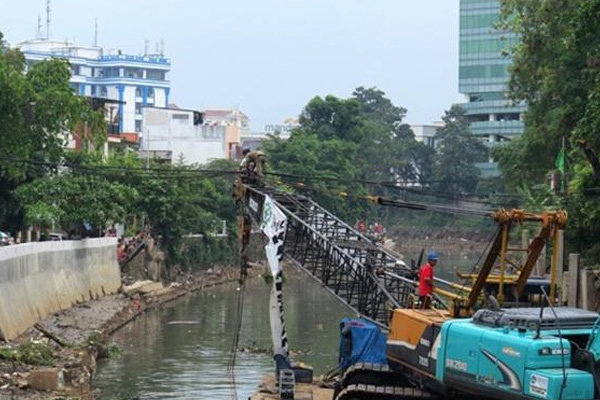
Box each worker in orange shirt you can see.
[418,251,438,309]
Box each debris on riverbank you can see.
[251,374,333,400]
[0,265,255,400]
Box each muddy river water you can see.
[95,271,352,400]
[95,248,484,400]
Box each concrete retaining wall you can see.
[0,238,121,341]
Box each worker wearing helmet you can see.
[418,251,438,309]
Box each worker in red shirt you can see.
[419,251,438,309]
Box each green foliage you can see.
[433,105,487,194]
[0,30,106,232]
[495,0,600,259]
[13,148,238,265]
[15,341,54,366]
[0,346,15,361]
[15,171,137,238]
[132,159,237,264]
[181,236,238,272]
[265,87,444,223]
[86,332,122,359]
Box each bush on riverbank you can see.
[0,341,54,366]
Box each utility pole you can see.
[46,0,51,40]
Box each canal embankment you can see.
[0,238,121,341]
[0,236,251,400]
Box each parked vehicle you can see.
[49,233,65,241]
[0,231,11,246]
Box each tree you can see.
[494,0,600,258]
[0,30,106,233]
[15,173,137,238]
[433,106,487,195]
[299,95,364,143]
[265,88,438,223]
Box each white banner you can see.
[260,196,289,354]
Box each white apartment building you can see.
[142,107,227,165]
[18,39,171,134]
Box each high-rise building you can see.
[458,0,526,146]
[18,39,171,134]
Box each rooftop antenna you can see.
[155,41,159,55]
[46,0,51,39]
[94,18,98,47]
[144,39,149,56]
[160,39,164,56]
[36,14,43,39]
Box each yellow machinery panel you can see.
[388,308,450,344]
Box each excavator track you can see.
[341,363,410,387]
[335,383,437,400]
[334,363,428,400]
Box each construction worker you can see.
[418,251,438,309]
[239,148,251,171]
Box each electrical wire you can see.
[270,179,495,219]
[266,170,527,207]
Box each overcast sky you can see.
[1,0,462,131]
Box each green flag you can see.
[555,148,565,172]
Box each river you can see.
[95,270,353,400]
[95,248,483,400]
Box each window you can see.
[497,113,520,122]
[468,114,490,123]
[125,68,144,79]
[460,13,499,30]
[103,67,120,78]
[147,69,166,81]
[100,86,108,97]
[135,105,142,115]
[469,92,505,102]
[71,64,81,75]
[460,36,519,55]
[147,87,155,99]
[460,64,508,79]
[135,87,142,98]
[135,120,142,132]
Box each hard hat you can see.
[427,251,439,261]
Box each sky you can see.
[1,0,463,131]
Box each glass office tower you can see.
[458,0,526,174]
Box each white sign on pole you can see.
[260,196,289,354]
